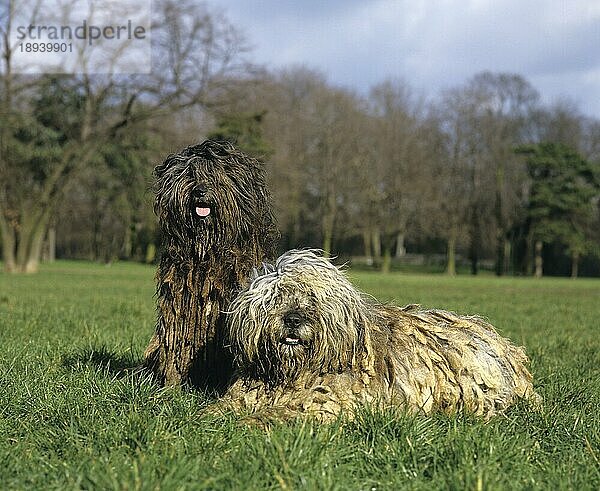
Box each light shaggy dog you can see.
[220,250,540,421]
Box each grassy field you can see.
[1,261,599,490]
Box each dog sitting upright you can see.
[143,140,278,391]
[220,250,541,421]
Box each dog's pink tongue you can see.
[196,207,211,217]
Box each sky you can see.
[213,0,600,118]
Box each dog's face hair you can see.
[153,140,277,258]
[227,250,372,385]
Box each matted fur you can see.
[143,140,278,391]
[220,250,540,421]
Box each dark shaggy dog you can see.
[219,250,541,421]
[143,140,278,391]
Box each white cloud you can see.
[215,0,600,117]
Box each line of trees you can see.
[224,69,599,277]
[2,1,599,276]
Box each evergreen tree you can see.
[517,143,599,277]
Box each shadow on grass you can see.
[61,345,144,378]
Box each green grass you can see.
[1,261,599,490]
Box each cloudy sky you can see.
[214,0,600,118]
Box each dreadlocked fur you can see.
[220,249,541,421]
[143,140,278,391]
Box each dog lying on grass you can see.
[217,250,541,422]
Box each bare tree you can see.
[364,79,427,272]
[427,103,471,275]
[472,73,539,275]
[262,68,328,249]
[439,72,539,275]
[313,88,368,256]
[241,67,368,256]
[533,99,583,150]
[0,0,251,272]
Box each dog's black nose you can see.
[283,312,303,329]
[193,185,208,198]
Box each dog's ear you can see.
[152,154,180,215]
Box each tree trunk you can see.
[534,240,543,278]
[0,6,15,273]
[322,185,336,258]
[395,232,406,258]
[381,245,392,273]
[12,208,51,273]
[494,165,505,276]
[469,237,479,275]
[571,251,579,279]
[145,243,156,263]
[494,232,511,276]
[42,227,56,262]
[0,214,17,272]
[23,223,47,273]
[372,230,381,259]
[524,230,533,276]
[48,227,56,262]
[495,233,505,276]
[362,230,372,264]
[503,238,511,275]
[3,140,98,273]
[469,212,481,275]
[91,201,102,261]
[122,225,133,259]
[447,230,457,276]
[322,226,333,258]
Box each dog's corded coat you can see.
[221,250,541,420]
[143,140,278,390]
